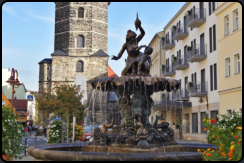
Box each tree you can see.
[33,81,86,123]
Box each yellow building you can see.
[2,92,15,113]
[214,2,242,115]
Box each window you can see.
[47,67,49,71]
[78,7,84,18]
[77,60,84,72]
[214,63,217,90]
[209,27,212,53]
[201,112,207,133]
[233,10,238,31]
[213,25,216,51]
[19,111,25,115]
[77,35,85,47]
[209,2,211,15]
[47,77,49,80]
[224,16,229,35]
[184,114,190,133]
[192,113,198,133]
[234,54,240,74]
[211,110,218,122]
[227,109,233,114]
[210,65,213,91]
[225,57,231,77]
[2,101,5,106]
[212,2,215,11]
[239,108,242,112]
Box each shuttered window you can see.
[214,63,217,90]
[192,113,198,133]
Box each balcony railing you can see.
[187,44,207,62]
[172,55,189,70]
[188,81,208,97]
[162,66,175,77]
[187,8,206,28]
[173,25,188,40]
[173,88,189,101]
[162,38,175,50]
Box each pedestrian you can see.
[25,128,28,136]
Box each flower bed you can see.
[198,111,242,161]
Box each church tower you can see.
[52,2,110,84]
[38,2,111,128]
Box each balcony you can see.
[173,88,189,101]
[173,25,188,40]
[162,66,175,77]
[172,56,189,70]
[162,38,175,50]
[152,92,192,111]
[188,81,208,97]
[187,8,206,28]
[187,44,207,63]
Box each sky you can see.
[2,2,186,92]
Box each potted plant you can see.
[185,10,192,17]
[2,106,26,161]
[171,25,176,31]
[187,46,192,51]
[186,82,193,91]
[171,55,177,62]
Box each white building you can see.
[162,2,219,142]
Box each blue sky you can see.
[2,2,186,91]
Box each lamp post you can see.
[199,94,208,119]
[6,68,22,112]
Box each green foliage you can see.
[34,81,85,123]
[2,106,26,160]
[47,120,65,144]
[207,111,242,143]
[198,112,242,161]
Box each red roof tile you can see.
[8,99,27,111]
[108,65,118,77]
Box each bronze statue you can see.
[112,14,153,76]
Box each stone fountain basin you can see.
[28,143,216,161]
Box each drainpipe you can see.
[156,33,162,77]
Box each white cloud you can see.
[2,4,17,16]
[26,10,54,22]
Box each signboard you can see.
[27,95,33,101]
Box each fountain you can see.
[28,14,216,161]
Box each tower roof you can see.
[38,58,52,64]
[108,65,118,77]
[51,48,68,56]
[90,49,109,57]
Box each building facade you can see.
[214,2,242,115]
[38,2,114,129]
[148,31,166,125]
[160,2,219,142]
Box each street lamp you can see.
[6,68,22,111]
[199,94,208,119]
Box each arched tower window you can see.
[77,60,84,72]
[78,7,84,18]
[77,35,85,47]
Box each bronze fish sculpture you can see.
[135,12,141,30]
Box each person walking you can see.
[28,125,32,136]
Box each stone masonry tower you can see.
[52,2,110,85]
[38,2,111,128]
